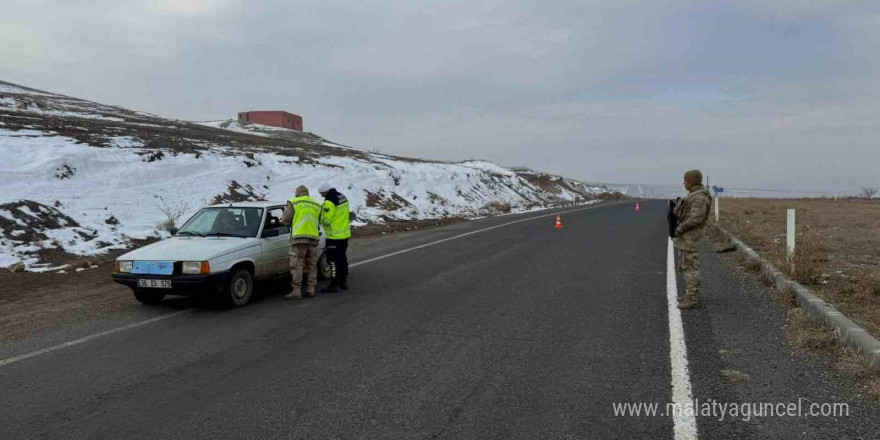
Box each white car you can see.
[112,201,330,307]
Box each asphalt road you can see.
[1,201,878,439]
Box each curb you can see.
[719,229,880,368]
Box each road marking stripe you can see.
[351,203,605,268]
[0,202,612,368]
[0,309,192,368]
[667,238,698,439]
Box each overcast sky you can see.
[2,0,879,193]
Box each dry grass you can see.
[717,198,880,337]
[720,369,751,383]
[482,201,512,214]
[786,308,839,351]
[786,308,880,400]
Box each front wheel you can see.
[317,251,331,280]
[133,290,166,305]
[223,268,254,307]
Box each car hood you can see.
[117,236,261,261]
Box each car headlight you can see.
[116,260,132,273]
[182,261,210,275]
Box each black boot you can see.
[339,277,349,290]
[322,284,340,293]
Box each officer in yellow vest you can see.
[280,185,322,299]
[317,182,352,292]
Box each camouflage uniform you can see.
[288,243,318,296]
[673,185,712,305]
[281,198,320,297]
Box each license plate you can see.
[132,261,174,275]
[138,279,172,289]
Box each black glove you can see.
[667,199,679,238]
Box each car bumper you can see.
[112,271,230,295]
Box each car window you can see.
[177,207,264,237]
[264,207,289,234]
[185,209,219,233]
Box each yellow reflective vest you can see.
[288,196,322,240]
[321,195,352,240]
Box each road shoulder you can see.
[681,244,880,438]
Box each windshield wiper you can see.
[177,231,205,237]
[207,232,248,238]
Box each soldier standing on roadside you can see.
[673,170,712,309]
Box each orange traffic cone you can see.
[555,214,563,229]
[635,202,641,212]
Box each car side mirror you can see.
[262,228,280,238]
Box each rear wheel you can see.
[223,268,254,307]
[133,290,166,305]
[317,251,331,280]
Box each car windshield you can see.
[177,207,263,238]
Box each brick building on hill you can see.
[237,111,303,131]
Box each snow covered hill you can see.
[0,80,611,271]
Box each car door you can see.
[260,206,290,275]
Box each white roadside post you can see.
[714,196,719,223]
[787,208,796,272]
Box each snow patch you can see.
[0,81,609,267]
[0,82,59,97]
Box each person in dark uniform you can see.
[317,182,351,292]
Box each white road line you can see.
[0,203,611,368]
[667,238,698,439]
[0,309,192,368]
